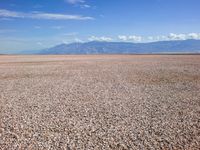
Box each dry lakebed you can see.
[0,55,200,149]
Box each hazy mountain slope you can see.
[37,39,200,54]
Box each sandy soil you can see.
[0,55,199,150]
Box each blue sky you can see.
[0,0,200,52]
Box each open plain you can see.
[0,55,200,150]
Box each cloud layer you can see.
[118,35,142,42]
[0,9,93,20]
[88,36,113,42]
[166,33,200,41]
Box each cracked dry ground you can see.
[0,55,200,150]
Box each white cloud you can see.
[118,35,142,42]
[120,33,200,42]
[0,9,23,18]
[74,38,84,42]
[30,12,93,20]
[168,33,187,40]
[118,35,128,41]
[148,36,154,41]
[0,9,93,20]
[88,36,113,42]
[65,0,91,9]
[146,33,200,42]
[153,35,167,41]
[81,4,91,8]
[65,0,85,4]
[128,35,142,42]
[167,33,200,40]
[188,33,200,39]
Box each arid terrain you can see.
[0,55,199,150]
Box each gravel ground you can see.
[0,55,200,150]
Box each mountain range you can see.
[37,39,200,54]
[7,39,200,54]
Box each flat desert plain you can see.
[0,55,200,150]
